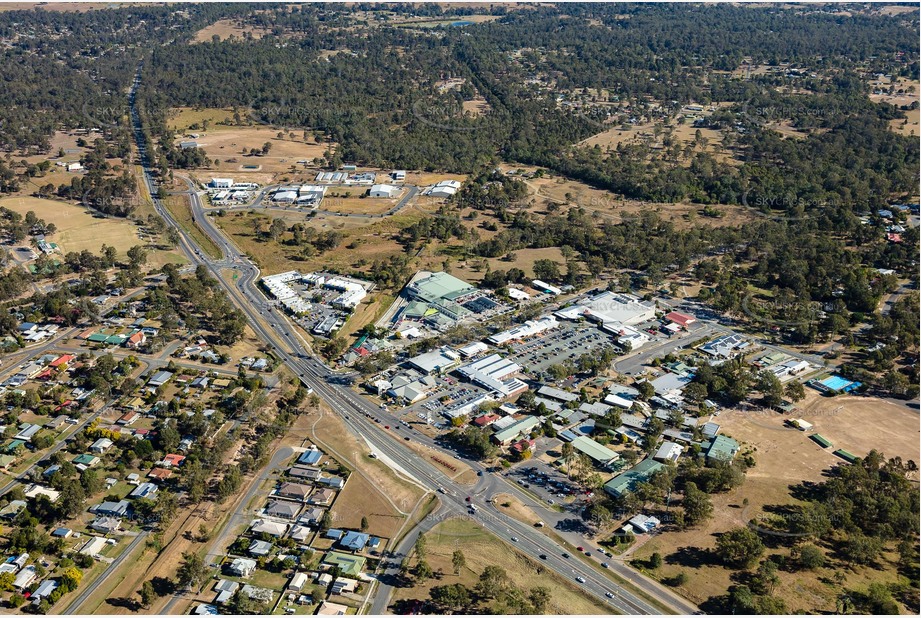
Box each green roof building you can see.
[492,415,541,445]
[603,459,664,498]
[87,333,109,343]
[705,435,740,462]
[570,435,620,468]
[2,440,26,454]
[322,551,367,577]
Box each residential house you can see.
[265,500,300,520]
[227,558,257,578]
[249,518,289,537]
[89,516,122,534]
[129,482,159,500]
[90,438,114,454]
[339,531,370,552]
[276,482,312,502]
[248,539,273,557]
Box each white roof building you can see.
[457,341,489,358]
[653,441,684,463]
[425,179,462,198]
[488,315,558,345]
[369,184,400,198]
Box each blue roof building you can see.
[339,531,370,552]
[298,448,322,465]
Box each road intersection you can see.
[127,67,697,615]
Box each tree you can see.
[413,560,433,581]
[414,534,427,558]
[60,566,83,591]
[682,482,713,526]
[756,370,784,408]
[430,583,471,612]
[477,565,510,599]
[649,552,663,569]
[360,516,369,532]
[0,571,14,591]
[532,259,561,282]
[269,218,286,240]
[728,585,755,613]
[176,552,208,589]
[529,586,552,612]
[716,527,764,568]
[140,580,156,609]
[452,549,466,575]
[784,379,806,402]
[637,381,655,401]
[750,560,779,595]
[795,544,825,570]
[127,245,147,268]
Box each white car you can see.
[576,576,586,583]
[605,592,614,599]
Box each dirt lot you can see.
[507,166,754,229]
[391,518,610,615]
[173,128,329,177]
[492,492,544,526]
[192,18,273,42]
[313,405,429,530]
[629,391,919,612]
[211,209,421,275]
[0,196,181,266]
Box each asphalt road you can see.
[127,67,695,615]
[62,531,149,615]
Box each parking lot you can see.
[394,378,492,428]
[505,323,621,379]
[506,462,594,510]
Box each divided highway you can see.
[129,67,695,615]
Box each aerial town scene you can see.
[0,1,917,616]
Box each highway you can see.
[127,67,695,615]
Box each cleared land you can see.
[193,18,273,42]
[504,165,754,229]
[629,391,919,612]
[0,196,183,267]
[313,405,429,536]
[392,518,611,615]
[167,108,330,175]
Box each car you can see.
[510,537,518,542]
[562,553,570,559]
[547,499,554,505]
[534,521,544,527]
[601,562,609,568]
[605,592,614,599]
[584,551,592,556]
[539,554,547,560]
[384,425,390,429]
[576,576,586,583]
[404,436,410,440]
[576,546,584,552]
[477,470,483,476]
[465,496,471,502]
[437,487,446,494]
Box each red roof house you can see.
[50,354,75,368]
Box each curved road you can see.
[128,67,697,615]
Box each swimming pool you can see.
[820,375,853,391]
